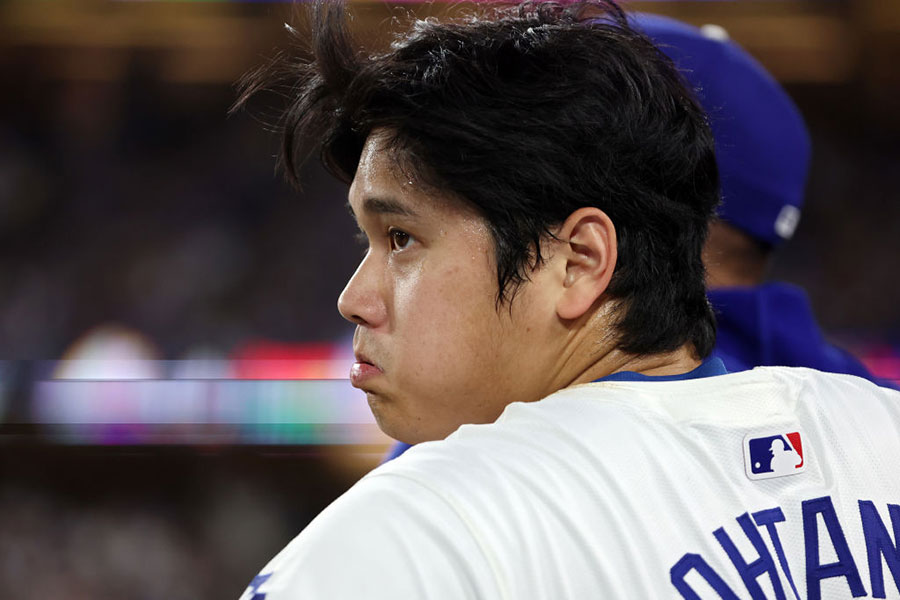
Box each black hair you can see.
[234,0,720,359]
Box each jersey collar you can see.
[592,356,728,383]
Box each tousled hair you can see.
[234,0,720,359]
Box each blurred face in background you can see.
[338,129,558,444]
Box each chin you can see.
[365,390,462,444]
[368,402,433,445]
[365,392,403,439]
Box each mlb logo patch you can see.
[743,430,806,480]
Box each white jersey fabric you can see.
[242,367,900,599]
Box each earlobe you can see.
[555,207,617,321]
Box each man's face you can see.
[339,131,557,444]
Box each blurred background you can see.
[0,0,898,598]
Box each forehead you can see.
[348,130,471,219]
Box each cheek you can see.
[392,260,503,386]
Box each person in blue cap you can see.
[636,14,880,382]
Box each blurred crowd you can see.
[0,446,375,599]
[0,57,357,364]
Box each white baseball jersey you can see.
[241,366,900,599]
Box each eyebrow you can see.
[347,196,419,220]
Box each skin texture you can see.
[339,130,701,444]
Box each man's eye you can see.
[389,229,413,251]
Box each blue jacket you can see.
[709,282,879,382]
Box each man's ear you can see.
[555,207,617,321]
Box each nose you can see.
[337,254,387,327]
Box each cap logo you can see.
[744,431,806,480]
[774,205,801,239]
[699,24,730,42]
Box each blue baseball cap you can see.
[633,14,811,245]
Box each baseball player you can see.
[236,2,900,598]
[382,12,890,464]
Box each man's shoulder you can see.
[387,366,897,472]
[570,365,898,405]
[747,364,899,399]
[242,465,499,599]
[245,366,900,599]
[372,373,755,494]
[382,366,900,491]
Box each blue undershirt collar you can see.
[592,356,728,383]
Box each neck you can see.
[545,302,703,393]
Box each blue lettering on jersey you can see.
[802,496,867,599]
[858,500,900,598]
[243,573,271,600]
[671,553,740,599]
[671,496,900,599]
[752,508,801,600]
[714,512,786,600]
